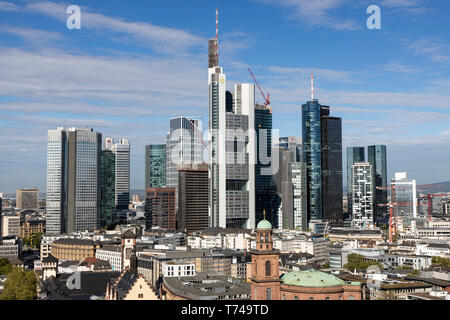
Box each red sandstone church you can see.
[250,218,362,300]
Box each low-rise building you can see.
[0,236,21,259]
[1,214,20,237]
[51,238,96,261]
[20,219,46,239]
[95,245,122,272]
[162,274,251,300]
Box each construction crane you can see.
[418,193,448,223]
[248,68,271,110]
[377,184,415,243]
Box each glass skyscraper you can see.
[302,99,322,221]
[321,106,343,226]
[391,172,417,226]
[46,127,67,234]
[255,104,278,227]
[368,145,387,223]
[145,144,166,189]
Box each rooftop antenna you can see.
[215,7,219,61]
[311,73,314,100]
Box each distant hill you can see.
[416,181,450,194]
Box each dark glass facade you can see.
[302,100,322,221]
[255,105,279,228]
[145,144,166,189]
[144,187,176,230]
[101,150,116,228]
[321,108,343,226]
[368,145,387,223]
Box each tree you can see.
[0,258,12,275]
[432,256,450,268]
[31,232,43,249]
[0,266,37,300]
[344,254,383,272]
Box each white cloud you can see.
[253,0,359,30]
[23,1,205,54]
[0,26,64,44]
[0,1,19,11]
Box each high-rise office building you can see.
[273,137,304,230]
[46,127,68,234]
[351,162,374,228]
[292,162,308,231]
[101,149,115,228]
[166,117,203,192]
[144,187,176,230]
[320,106,343,226]
[346,147,365,216]
[108,138,130,211]
[255,103,278,227]
[66,128,102,233]
[145,144,166,189]
[208,78,256,229]
[302,98,322,221]
[368,145,387,223]
[391,172,417,224]
[46,127,102,234]
[16,188,39,210]
[177,163,209,233]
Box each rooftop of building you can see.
[163,273,251,300]
[52,238,95,246]
[43,271,121,300]
[281,269,361,288]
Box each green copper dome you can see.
[281,269,347,288]
[256,219,272,229]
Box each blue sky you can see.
[0,0,449,192]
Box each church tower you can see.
[250,211,281,300]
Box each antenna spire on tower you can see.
[311,73,314,100]
[215,7,219,62]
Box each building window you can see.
[294,296,299,300]
[267,288,272,300]
[325,297,331,300]
[138,294,143,298]
[348,295,355,300]
[282,294,286,300]
[309,297,314,300]
[265,261,271,276]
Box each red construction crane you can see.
[418,193,448,223]
[248,68,271,108]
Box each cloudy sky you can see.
[0,0,449,193]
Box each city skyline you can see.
[1,0,450,192]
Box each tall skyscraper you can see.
[46,127,68,234]
[166,117,203,189]
[208,64,256,229]
[351,162,374,228]
[177,163,209,233]
[255,103,278,227]
[101,148,115,228]
[109,138,130,211]
[144,187,176,230]
[46,127,102,234]
[292,161,308,231]
[320,106,343,226]
[66,128,102,233]
[145,144,166,189]
[368,145,387,223]
[346,147,365,216]
[273,137,304,230]
[16,188,39,210]
[391,172,417,224]
[302,95,322,221]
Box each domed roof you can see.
[256,219,272,230]
[281,269,346,287]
